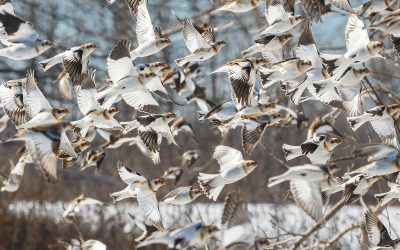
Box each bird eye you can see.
[140,67,144,71]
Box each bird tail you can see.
[39,55,61,71]
[282,144,302,161]
[109,187,133,203]
[210,65,227,74]
[321,54,349,81]
[198,173,224,201]
[346,115,368,131]
[268,172,290,188]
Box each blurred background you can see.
[0,0,400,249]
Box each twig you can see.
[318,223,362,249]
[259,142,289,169]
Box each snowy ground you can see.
[7,201,400,249]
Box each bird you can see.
[198,145,258,201]
[210,0,263,14]
[122,113,179,164]
[0,147,31,192]
[39,42,96,75]
[349,159,400,178]
[7,122,75,182]
[95,39,163,114]
[80,240,107,250]
[18,70,70,130]
[58,137,91,169]
[322,14,385,81]
[80,148,105,172]
[282,135,342,164]
[170,117,199,143]
[71,69,123,137]
[353,143,399,163]
[347,104,400,148]
[0,78,26,126]
[54,70,73,100]
[161,166,183,185]
[367,9,400,37]
[110,161,166,230]
[126,0,171,59]
[212,57,268,106]
[259,58,312,89]
[374,184,400,206]
[267,164,337,188]
[181,150,200,168]
[175,18,226,67]
[357,0,397,17]
[241,33,293,57]
[160,186,203,205]
[62,194,104,223]
[137,221,218,249]
[0,10,53,60]
[240,113,284,153]
[300,0,356,22]
[365,210,400,249]
[260,0,304,35]
[220,192,256,248]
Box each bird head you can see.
[53,108,70,119]
[78,139,91,152]
[215,40,226,48]
[39,40,54,49]
[152,178,167,190]
[291,14,305,23]
[243,160,258,172]
[280,33,294,43]
[157,37,172,48]
[83,43,97,52]
[164,112,177,121]
[201,225,219,237]
[254,57,270,67]
[325,137,342,151]
[107,107,120,116]
[298,60,313,73]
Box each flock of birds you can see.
[1,0,400,249]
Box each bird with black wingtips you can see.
[212,57,269,106]
[125,0,171,59]
[62,194,105,223]
[175,18,226,67]
[160,186,202,205]
[0,78,26,126]
[282,135,342,164]
[0,6,53,60]
[95,39,164,114]
[122,112,179,164]
[241,33,293,57]
[71,69,123,137]
[161,166,184,185]
[19,70,70,130]
[260,0,304,35]
[198,145,258,201]
[347,104,400,148]
[365,210,400,249]
[0,146,31,192]
[110,161,166,230]
[80,148,106,172]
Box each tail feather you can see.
[346,115,368,131]
[110,187,133,203]
[39,56,61,71]
[197,111,207,120]
[282,144,302,161]
[198,173,223,201]
[268,172,290,188]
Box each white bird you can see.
[19,70,70,130]
[71,69,123,137]
[375,184,400,206]
[241,33,293,57]
[0,11,53,60]
[1,147,31,192]
[347,104,400,148]
[175,18,226,67]
[364,210,400,249]
[198,145,258,201]
[322,14,384,81]
[62,194,104,223]
[122,113,179,164]
[160,186,202,205]
[260,0,304,35]
[126,0,171,59]
[267,164,337,188]
[96,39,163,114]
[109,161,166,230]
[282,135,342,164]
[0,78,26,126]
